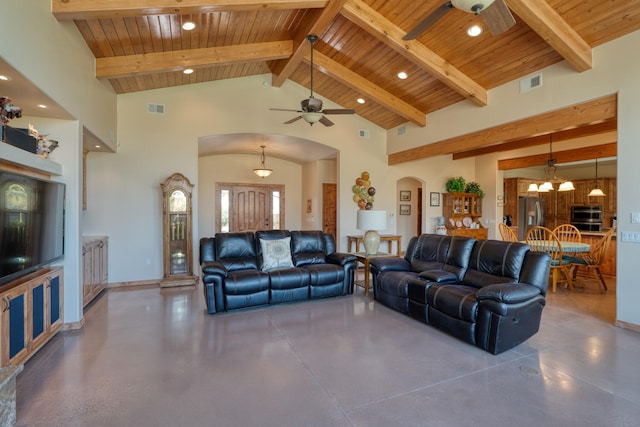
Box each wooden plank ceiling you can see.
[52,0,640,133]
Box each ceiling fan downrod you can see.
[307,34,318,99]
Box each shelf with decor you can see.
[442,192,487,240]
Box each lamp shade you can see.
[357,210,387,231]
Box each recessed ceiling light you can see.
[467,25,483,37]
[357,98,365,104]
[95,144,101,148]
[0,75,10,81]
[183,68,194,75]
[37,104,47,109]
[182,22,196,31]
[397,72,408,79]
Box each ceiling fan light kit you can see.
[404,0,514,40]
[451,0,495,14]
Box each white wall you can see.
[0,0,117,150]
[82,75,391,284]
[387,30,640,327]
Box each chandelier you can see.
[527,136,575,192]
[253,145,273,178]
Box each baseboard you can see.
[108,279,161,289]
[615,320,640,333]
[61,317,85,331]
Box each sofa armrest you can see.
[476,283,542,304]
[326,252,357,266]
[369,257,410,273]
[201,261,228,278]
[418,270,458,283]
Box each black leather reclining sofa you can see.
[200,230,356,314]
[370,234,551,354]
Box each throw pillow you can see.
[260,237,294,271]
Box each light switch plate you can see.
[632,212,640,224]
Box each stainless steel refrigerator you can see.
[518,196,546,240]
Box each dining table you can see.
[521,240,591,253]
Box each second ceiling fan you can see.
[270,34,355,127]
[403,0,516,40]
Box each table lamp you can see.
[357,209,387,255]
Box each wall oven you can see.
[571,206,602,232]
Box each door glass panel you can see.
[221,190,229,232]
[272,191,280,229]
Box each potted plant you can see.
[465,181,485,198]
[446,176,466,193]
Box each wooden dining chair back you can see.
[525,226,574,292]
[553,224,582,243]
[498,223,518,242]
[571,227,616,291]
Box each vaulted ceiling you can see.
[52,0,640,132]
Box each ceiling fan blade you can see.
[284,116,303,124]
[403,2,454,40]
[270,108,303,113]
[322,109,355,115]
[319,116,334,127]
[481,0,515,35]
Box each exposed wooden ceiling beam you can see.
[507,0,592,72]
[52,0,328,20]
[498,142,617,170]
[453,119,617,160]
[96,41,292,79]
[388,94,616,165]
[271,0,347,88]
[341,0,487,107]
[309,51,426,126]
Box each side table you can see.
[352,252,397,296]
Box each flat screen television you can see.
[0,170,65,287]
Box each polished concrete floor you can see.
[16,276,640,427]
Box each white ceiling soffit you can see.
[198,133,338,164]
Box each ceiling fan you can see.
[403,0,516,40]
[270,34,355,127]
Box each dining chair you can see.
[525,226,574,292]
[552,223,582,243]
[498,222,518,242]
[568,227,616,292]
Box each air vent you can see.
[147,103,166,114]
[359,129,370,139]
[520,73,542,93]
[397,125,407,136]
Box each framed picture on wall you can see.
[430,192,440,207]
[400,191,411,201]
[400,204,411,215]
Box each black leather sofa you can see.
[199,230,356,314]
[370,234,551,354]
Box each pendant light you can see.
[529,135,575,192]
[253,145,273,178]
[588,158,606,197]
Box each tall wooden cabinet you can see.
[82,236,108,307]
[442,192,488,239]
[0,267,63,367]
[161,173,198,288]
